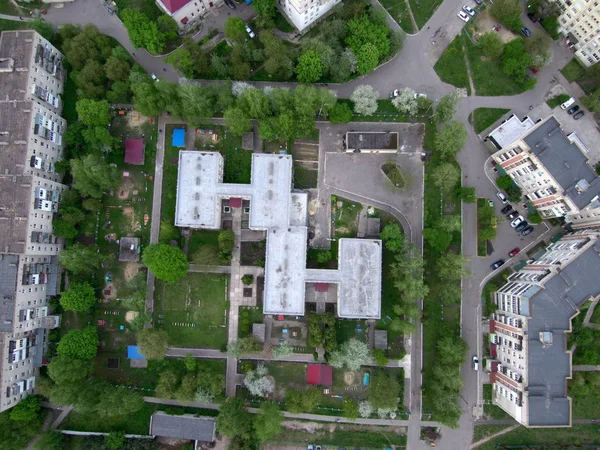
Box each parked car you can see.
[488,199,494,207]
[473,355,479,371]
[507,212,518,220]
[521,26,532,37]
[560,97,575,109]
[463,5,476,15]
[501,204,513,214]
[527,12,537,22]
[574,110,585,120]
[510,216,524,227]
[458,10,470,22]
[493,24,501,31]
[508,247,521,257]
[496,191,508,203]
[389,89,400,99]
[515,221,529,232]
[490,260,505,270]
[150,73,159,82]
[522,226,534,236]
[245,25,255,38]
[224,0,236,9]
[567,105,580,115]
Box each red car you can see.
[508,248,521,257]
[493,24,501,32]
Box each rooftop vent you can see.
[575,179,590,193]
[539,331,553,346]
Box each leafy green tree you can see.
[369,372,399,410]
[434,90,461,124]
[391,88,418,116]
[217,398,253,439]
[60,24,112,71]
[137,329,168,360]
[9,395,41,422]
[423,228,452,253]
[285,387,320,413]
[330,102,353,124]
[490,0,523,31]
[81,126,117,153]
[435,120,467,159]
[59,243,105,274]
[356,42,380,75]
[58,327,99,360]
[75,60,107,99]
[301,39,335,75]
[107,81,132,104]
[525,32,552,67]
[316,250,332,265]
[261,31,294,80]
[70,154,119,199]
[253,0,277,25]
[254,402,283,443]
[58,206,85,226]
[224,107,251,136]
[175,373,198,402]
[34,430,64,450]
[437,253,470,283]
[82,198,102,212]
[105,431,126,450]
[502,38,532,83]
[350,84,378,116]
[431,162,461,193]
[142,244,189,283]
[438,215,462,233]
[227,337,262,357]
[379,223,404,252]
[104,56,131,82]
[346,16,390,59]
[342,398,359,420]
[157,15,179,41]
[156,369,179,398]
[478,32,504,59]
[51,219,78,239]
[184,354,197,372]
[179,84,216,122]
[372,349,388,367]
[238,88,271,119]
[28,18,55,41]
[122,8,166,54]
[458,186,476,203]
[225,17,248,44]
[60,282,96,312]
[48,355,93,385]
[496,175,513,190]
[76,99,111,127]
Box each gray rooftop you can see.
[487,114,535,149]
[0,176,32,254]
[119,237,140,262]
[346,132,398,151]
[374,330,388,349]
[0,254,18,333]
[0,101,33,176]
[0,30,35,98]
[526,243,600,426]
[523,117,600,209]
[150,412,215,442]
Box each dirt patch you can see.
[127,111,150,128]
[282,420,324,432]
[473,9,517,44]
[240,241,266,266]
[123,262,143,281]
[125,311,139,323]
[344,371,355,385]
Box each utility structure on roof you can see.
[175,151,382,319]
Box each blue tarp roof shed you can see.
[172,128,185,147]
[127,345,145,360]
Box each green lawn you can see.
[155,273,228,348]
[477,424,600,450]
[293,165,318,189]
[162,124,188,227]
[483,384,512,419]
[590,302,600,325]
[335,319,368,343]
[408,0,442,29]
[433,35,469,90]
[379,0,416,33]
[561,58,586,83]
[268,428,407,446]
[274,10,294,32]
[187,229,220,264]
[472,425,512,444]
[238,306,264,338]
[0,0,19,15]
[471,108,510,134]
[263,361,307,387]
[0,18,27,32]
[331,196,361,237]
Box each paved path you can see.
[574,365,600,371]
[0,13,32,21]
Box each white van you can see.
[560,97,575,110]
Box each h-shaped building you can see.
[175,151,381,319]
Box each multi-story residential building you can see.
[278,0,341,32]
[0,30,66,412]
[557,0,600,66]
[155,0,223,31]
[489,116,600,228]
[488,229,600,427]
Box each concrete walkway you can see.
[574,365,600,371]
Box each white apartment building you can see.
[557,0,600,66]
[0,30,66,413]
[278,0,341,32]
[489,116,600,227]
[155,0,223,31]
[488,229,600,427]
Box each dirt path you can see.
[462,39,476,96]
[468,425,520,449]
[404,0,418,32]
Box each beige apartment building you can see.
[489,116,600,228]
[278,0,341,32]
[0,30,66,412]
[488,229,600,426]
[557,0,600,66]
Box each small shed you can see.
[119,236,141,262]
[150,412,216,443]
[374,330,388,350]
[172,128,186,147]
[253,323,266,343]
[306,364,333,386]
[124,138,145,165]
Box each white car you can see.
[389,89,400,99]
[458,10,470,22]
[245,25,255,39]
[473,355,479,371]
[463,5,476,15]
[510,215,524,228]
[150,73,159,82]
[496,191,508,203]
[560,97,575,110]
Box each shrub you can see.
[242,274,254,285]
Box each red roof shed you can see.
[306,364,333,386]
[125,139,145,165]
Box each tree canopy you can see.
[216,398,253,440]
[59,282,96,312]
[350,84,378,116]
[58,327,99,360]
[58,244,105,274]
[254,402,283,443]
[328,338,371,370]
[296,50,325,83]
[70,153,119,199]
[142,244,189,283]
[9,395,41,422]
[137,329,168,360]
[47,356,93,385]
[121,8,167,54]
[435,121,467,159]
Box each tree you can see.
[478,32,504,59]
[225,17,247,44]
[328,338,371,370]
[350,84,378,116]
[392,88,418,116]
[224,107,251,136]
[502,39,532,83]
[70,153,119,199]
[142,244,189,283]
[243,363,274,397]
[342,398,359,420]
[238,88,271,119]
[316,250,332,265]
[272,343,294,358]
[94,384,144,417]
[369,372,399,410]
[121,8,166,54]
[431,163,461,193]
[76,99,111,127]
[227,337,262,357]
[490,0,523,31]
[105,431,126,450]
[137,329,168,360]
[218,229,236,253]
[525,32,552,67]
[435,120,467,159]
[105,56,131,82]
[296,49,324,83]
[528,211,542,224]
[156,369,179,398]
[58,327,99,360]
[9,395,41,422]
[59,243,105,274]
[175,373,198,402]
[346,15,390,59]
[217,398,253,440]
[51,219,78,239]
[82,126,117,153]
[48,355,93,385]
[157,15,179,41]
[356,42,380,75]
[434,90,461,124]
[285,387,320,413]
[253,0,277,25]
[358,400,373,418]
[178,84,216,122]
[83,198,102,212]
[423,228,452,253]
[379,223,404,252]
[34,430,64,450]
[254,402,283,443]
[438,215,462,233]
[59,282,96,312]
[76,59,106,99]
[372,349,388,367]
[437,253,470,283]
[496,175,513,190]
[29,18,55,41]
[330,103,353,124]
[107,79,132,103]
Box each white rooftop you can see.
[174,151,381,318]
[487,114,535,150]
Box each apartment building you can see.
[488,229,600,427]
[0,30,66,412]
[155,0,223,31]
[557,0,600,66]
[490,116,600,228]
[278,0,341,32]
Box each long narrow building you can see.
[0,30,66,412]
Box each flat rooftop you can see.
[346,132,398,151]
[175,151,382,318]
[487,114,535,150]
[0,175,32,254]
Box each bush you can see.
[241,274,253,285]
[528,211,542,224]
[541,16,559,40]
[458,187,476,203]
[330,103,353,124]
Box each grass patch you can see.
[195,124,250,184]
[293,165,318,189]
[379,0,416,33]
[590,302,600,325]
[162,124,187,227]
[481,268,512,317]
[187,229,220,264]
[470,108,510,134]
[0,18,28,32]
[483,384,512,419]
[267,428,407,446]
[546,93,571,109]
[477,424,600,450]
[274,10,294,32]
[155,273,228,348]
[408,0,442,29]
[331,196,361,237]
[0,408,46,450]
[561,58,586,83]
[382,162,407,189]
[238,306,264,338]
[472,425,512,443]
[433,35,469,90]
[476,197,496,257]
